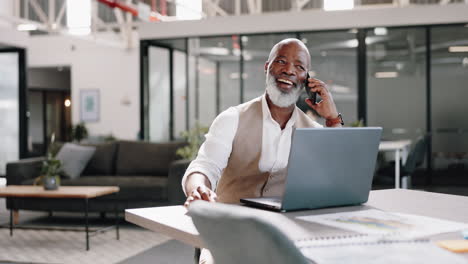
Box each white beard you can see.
[265,72,303,108]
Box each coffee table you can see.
[0,185,120,250]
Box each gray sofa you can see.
[6,140,189,213]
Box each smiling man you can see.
[182,38,342,264]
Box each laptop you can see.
[240,127,382,212]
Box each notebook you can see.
[295,235,467,264]
[241,127,382,212]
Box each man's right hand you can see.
[184,173,217,207]
[184,185,217,207]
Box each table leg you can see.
[9,209,13,236]
[115,203,120,240]
[395,149,401,189]
[85,198,89,251]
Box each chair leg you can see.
[194,248,201,264]
[401,175,412,189]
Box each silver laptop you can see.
[240,127,382,212]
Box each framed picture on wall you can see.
[80,89,100,122]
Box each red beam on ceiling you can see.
[97,0,138,16]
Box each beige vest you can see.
[216,96,321,204]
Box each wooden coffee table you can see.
[0,185,120,250]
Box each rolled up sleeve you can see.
[181,107,239,195]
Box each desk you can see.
[379,140,412,189]
[126,189,468,260]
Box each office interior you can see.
[0,0,468,262]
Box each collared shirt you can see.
[181,94,322,194]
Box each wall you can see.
[27,35,140,140]
[139,4,468,40]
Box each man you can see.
[183,38,342,206]
[182,38,342,263]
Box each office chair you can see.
[188,201,310,264]
[375,134,429,189]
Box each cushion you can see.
[81,142,118,176]
[56,143,96,179]
[115,141,187,176]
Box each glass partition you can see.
[148,46,171,142]
[301,30,358,125]
[431,25,468,171]
[366,27,427,142]
[0,52,19,175]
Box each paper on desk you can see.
[300,241,467,264]
[296,209,468,238]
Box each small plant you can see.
[34,134,62,189]
[350,119,365,127]
[71,122,88,143]
[176,122,209,160]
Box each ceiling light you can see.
[374,27,388,36]
[64,99,71,107]
[324,0,354,11]
[375,72,398,78]
[17,24,38,31]
[449,46,468,52]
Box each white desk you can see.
[379,140,412,189]
[126,189,468,261]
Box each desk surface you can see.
[126,189,468,251]
[379,140,412,151]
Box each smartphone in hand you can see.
[305,72,317,105]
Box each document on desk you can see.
[298,240,467,264]
[296,209,468,238]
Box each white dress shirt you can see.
[181,94,322,194]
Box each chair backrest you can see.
[404,135,429,174]
[188,201,310,264]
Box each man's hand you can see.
[305,78,339,120]
[184,185,217,207]
[184,173,217,207]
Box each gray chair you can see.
[188,201,310,264]
[375,134,429,188]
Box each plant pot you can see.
[43,175,60,190]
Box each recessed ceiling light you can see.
[449,46,468,52]
[375,72,398,78]
[374,27,388,36]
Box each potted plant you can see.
[34,134,62,190]
[71,122,89,143]
[169,122,209,204]
[176,122,209,160]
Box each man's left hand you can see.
[304,78,339,120]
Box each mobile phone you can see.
[305,72,317,105]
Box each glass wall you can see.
[189,36,241,127]
[366,27,427,142]
[431,25,468,171]
[0,52,19,175]
[148,46,171,142]
[141,24,468,186]
[173,50,187,139]
[301,30,358,125]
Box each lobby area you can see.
[1,0,467,263]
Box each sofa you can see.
[6,140,190,213]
